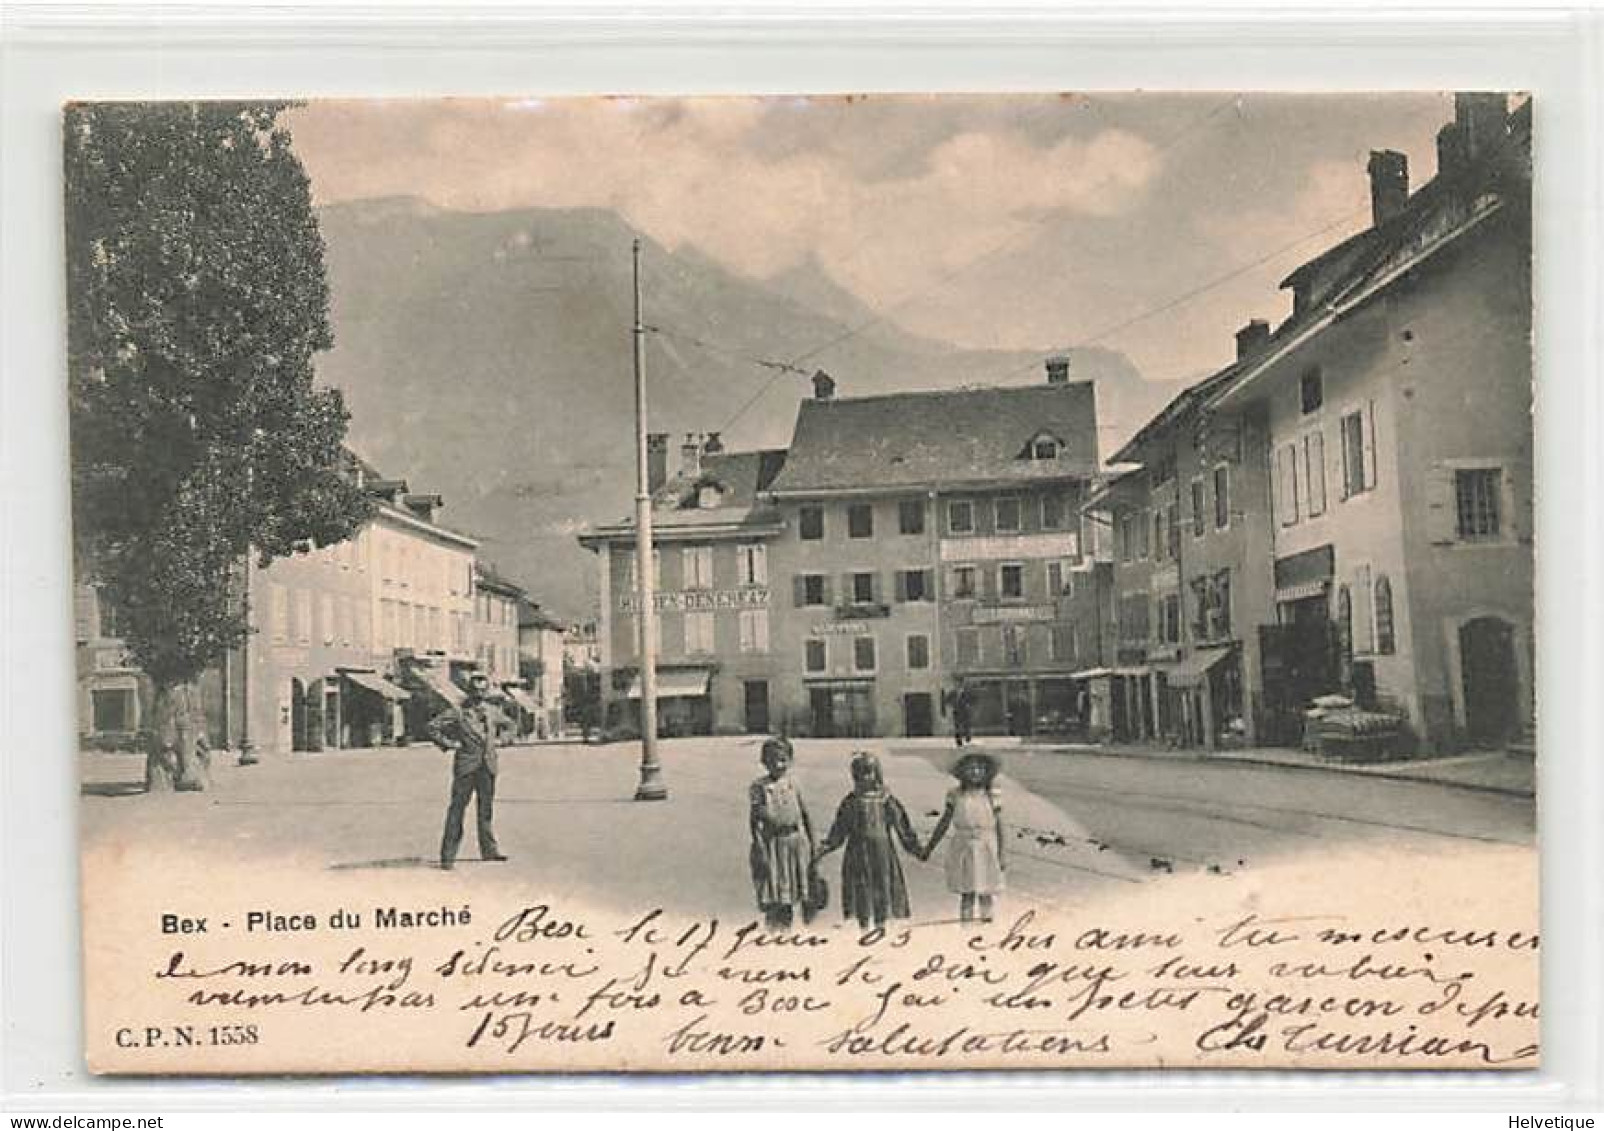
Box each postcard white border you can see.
[2,0,1599,1111]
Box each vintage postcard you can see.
[70,93,1536,1074]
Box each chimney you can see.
[1366,150,1409,226]
[811,369,836,401]
[703,431,724,454]
[646,432,669,493]
[1045,355,1071,385]
[1455,92,1508,162]
[1436,121,1469,180]
[1235,319,1271,360]
[681,432,703,479]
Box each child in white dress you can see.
[921,750,1005,922]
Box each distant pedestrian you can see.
[427,672,508,871]
[748,736,816,930]
[817,751,924,932]
[922,750,1005,923]
[951,682,975,747]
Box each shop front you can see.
[805,678,875,738]
[624,668,713,737]
[339,668,411,748]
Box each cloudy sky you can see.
[288,92,1453,385]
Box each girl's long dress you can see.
[823,790,922,927]
[944,787,1004,895]
[750,776,810,907]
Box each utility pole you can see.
[631,238,667,801]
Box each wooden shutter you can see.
[792,575,806,607]
[981,565,998,601]
[1424,463,1456,544]
[893,570,908,602]
[1501,465,1524,543]
[870,572,882,604]
[1363,400,1378,490]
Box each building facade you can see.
[1099,92,1532,754]
[760,364,1108,739]
[580,437,788,737]
[517,600,568,738]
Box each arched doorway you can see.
[1460,616,1518,746]
[290,677,308,752]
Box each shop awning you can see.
[625,670,711,700]
[342,670,411,702]
[505,688,539,714]
[1274,579,1330,603]
[411,666,464,706]
[1274,544,1334,602]
[1068,666,1150,680]
[1163,649,1234,689]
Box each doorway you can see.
[1460,616,1518,745]
[743,680,770,734]
[290,677,309,752]
[903,692,934,737]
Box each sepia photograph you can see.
[67,91,1537,1074]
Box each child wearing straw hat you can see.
[922,749,1006,922]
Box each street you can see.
[81,735,1534,923]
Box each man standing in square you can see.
[427,672,508,870]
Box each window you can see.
[684,611,715,654]
[1455,468,1503,539]
[947,500,974,534]
[853,636,877,673]
[896,568,931,602]
[799,505,824,540]
[995,497,1022,533]
[1152,509,1167,562]
[1166,501,1180,560]
[624,547,661,590]
[951,565,977,599]
[1041,494,1065,530]
[1118,515,1135,563]
[1158,593,1182,645]
[1190,479,1206,537]
[1304,433,1326,517]
[1049,624,1076,664]
[1046,560,1073,597]
[91,688,136,732]
[848,503,874,539]
[1278,444,1300,526]
[1374,575,1396,654]
[1002,625,1026,666]
[851,571,876,604]
[1300,367,1324,414]
[319,594,335,645]
[956,627,981,666]
[805,639,827,673]
[999,563,1025,600]
[1118,594,1150,642]
[738,609,769,653]
[1341,404,1377,498]
[799,573,827,607]
[683,545,714,590]
[1213,465,1230,529]
[1137,509,1151,559]
[1352,564,1375,654]
[737,543,768,586]
[906,634,931,670]
[898,499,925,535]
[1030,435,1061,460]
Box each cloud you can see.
[290,97,1163,324]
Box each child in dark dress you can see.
[817,751,925,932]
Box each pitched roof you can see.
[579,448,789,542]
[766,381,1098,495]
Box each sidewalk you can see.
[890,735,1536,798]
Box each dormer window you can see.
[1024,432,1064,461]
[696,483,724,510]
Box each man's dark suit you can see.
[427,698,501,866]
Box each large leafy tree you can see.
[66,101,371,790]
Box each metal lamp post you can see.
[631,237,668,801]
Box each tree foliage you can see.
[66,101,372,689]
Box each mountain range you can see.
[313,197,1188,621]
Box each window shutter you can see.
[922,569,935,599]
[1425,463,1456,544]
[1501,466,1524,543]
[981,565,998,601]
[792,575,806,607]
[821,575,833,604]
[1363,400,1378,490]
[870,572,882,604]
[893,571,908,602]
